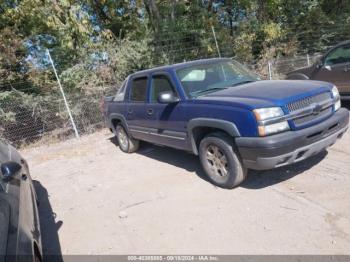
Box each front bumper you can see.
[236,108,349,170]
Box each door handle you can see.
[127,109,133,114]
[147,108,154,115]
[344,67,350,72]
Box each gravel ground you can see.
[21,119,350,255]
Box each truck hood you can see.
[198,80,333,109]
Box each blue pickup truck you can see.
[103,58,349,189]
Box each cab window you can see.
[150,75,177,103]
[130,77,148,102]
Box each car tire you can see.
[116,124,139,153]
[199,132,247,189]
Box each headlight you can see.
[254,107,290,136]
[253,107,284,121]
[258,121,290,136]
[332,86,341,111]
[334,99,341,111]
[331,85,340,100]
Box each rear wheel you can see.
[116,124,139,153]
[199,132,247,189]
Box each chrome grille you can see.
[287,92,330,112]
[293,107,332,125]
[287,92,333,126]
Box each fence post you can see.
[211,26,221,58]
[268,60,273,80]
[46,49,80,139]
[306,54,310,66]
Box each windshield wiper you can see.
[191,87,228,96]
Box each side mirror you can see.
[1,161,22,179]
[157,91,179,104]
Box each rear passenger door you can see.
[126,76,151,140]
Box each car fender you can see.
[286,73,310,80]
[187,118,241,155]
[108,113,130,135]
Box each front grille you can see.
[293,106,332,125]
[287,92,330,112]
[287,92,332,126]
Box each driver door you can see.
[147,73,188,150]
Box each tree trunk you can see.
[208,0,214,12]
[144,0,161,34]
[226,7,233,36]
[257,0,266,21]
[171,0,177,22]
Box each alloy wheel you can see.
[206,144,228,177]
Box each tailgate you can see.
[101,96,114,116]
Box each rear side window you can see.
[130,77,148,102]
[114,79,127,101]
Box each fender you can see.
[286,73,309,80]
[108,113,130,135]
[187,118,241,155]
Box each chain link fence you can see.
[268,54,323,80]
[0,54,322,148]
[0,23,346,148]
[0,89,111,147]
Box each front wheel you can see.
[199,132,247,189]
[116,124,139,153]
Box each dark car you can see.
[0,140,42,262]
[286,40,350,100]
[102,58,349,189]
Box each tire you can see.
[199,132,247,189]
[116,124,139,153]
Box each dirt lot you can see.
[21,123,350,255]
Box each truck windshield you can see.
[176,60,260,98]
